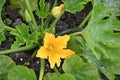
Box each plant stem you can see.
[44,15,52,29]
[39,59,45,80]
[47,11,64,33]
[43,0,57,29]
[53,66,61,76]
[25,0,38,31]
[0,44,38,55]
[78,11,92,28]
[55,27,82,36]
[70,32,82,36]
[4,26,15,31]
[41,18,44,31]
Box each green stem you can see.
[0,44,38,55]
[43,0,58,29]
[4,26,15,31]
[31,50,37,58]
[70,32,82,36]
[53,0,58,7]
[44,15,52,29]
[78,11,92,28]
[39,59,45,80]
[25,0,38,31]
[47,11,64,33]
[53,66,61,76]
[41,18,44,31]
[55,27,82,36]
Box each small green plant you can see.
[0,0,120,80]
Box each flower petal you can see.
[44,33,55,47]
[55,56,61,67]
[59,49,75,58]
[55,35,70,49]
[48,54,56,69]
[36,46,49,58]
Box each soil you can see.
[0,0,119,80]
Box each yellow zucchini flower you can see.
[36,33,75,69]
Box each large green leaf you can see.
[8,65,36,80]
[0,55,16,80]
[94,0,120,16]
[44,73,76,80]
[62,55,101,80]
[10,24,39,49]
[62,0,91,14]
[84,49,120,80]
[82,3,120,60]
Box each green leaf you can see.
[44,73,59,80]
[0,55,16,80]
[68,36,83,55]
[62,0,91,14]
[9,0,38,11]
[8,65,36,80]
[82,3,120,60]
[0,0,6,45]
[68,36,87,55]
[36,0,50,18]
[83,50,120,80]
[60,73,76,80]
[94,0,120,16]
[62,55,101,80]
[44,73,76,80]
[10,24,39,49]
[0,0,5,22]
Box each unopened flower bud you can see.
[51,4,64,18]
[25,9,31,22]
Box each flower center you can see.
[47,44,54,52]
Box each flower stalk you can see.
[39,59,45,80]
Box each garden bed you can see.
[0,0,120,80]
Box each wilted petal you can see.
[36,46,49,58]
